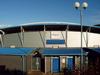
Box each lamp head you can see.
[75,2,80,9]
[82,2,88,9]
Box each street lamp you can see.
[75,1,88,71]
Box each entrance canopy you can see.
[0,48,36,56]
[42,48,86,56]
[84,48,100,54]
[90,48,100,53]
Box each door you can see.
[52,57,60,72]
[67,56,73,70]
[32,57,40,70]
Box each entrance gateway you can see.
[42,48,85,73]
[52,56,74,73]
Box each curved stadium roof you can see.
[0,22,100,34]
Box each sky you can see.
[0,0,100,27]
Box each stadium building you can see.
[0,22,100,74]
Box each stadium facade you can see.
[0,22,100,74]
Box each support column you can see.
[44,25,46,48]
[45,57,47,74]
[0,30,5,47]
[73,56,75,70]
[0,34,4,47]
[65,25,69,48]
[86,30,88,47]
[51,57,53,73]
[39,31,45,47]
[31,55,32,71]
[22,56,25,72]
[20,26,24,47]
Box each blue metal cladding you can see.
[0,48,36,56]
[46,39,65,44]
[42,48,82,56]
[52,57,60,72]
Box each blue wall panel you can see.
[46,39,65,44]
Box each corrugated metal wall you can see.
[1,31,100,48]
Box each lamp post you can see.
[75,1,88,72]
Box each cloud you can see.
[0,24,14,28]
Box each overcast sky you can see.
[0,0,100,27]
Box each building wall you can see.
[68,31,90,47]
[68,31,81,47]
[0,55,23,71]
[0,55,34,73]
[75,56,80,69]
[45,31,66,48]
[3,31,45,48]
[88,33,100,47]
[26,55,32,72]
[1,31,100,48]
[45,57,51,73]
[24,32,44,47]
[3,33,22,47]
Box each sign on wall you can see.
[45,31,66,47]
[51,31,63,39]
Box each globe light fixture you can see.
[75,2,80,9]
[82,2,88,9]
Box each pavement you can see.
[28,71,64,75]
